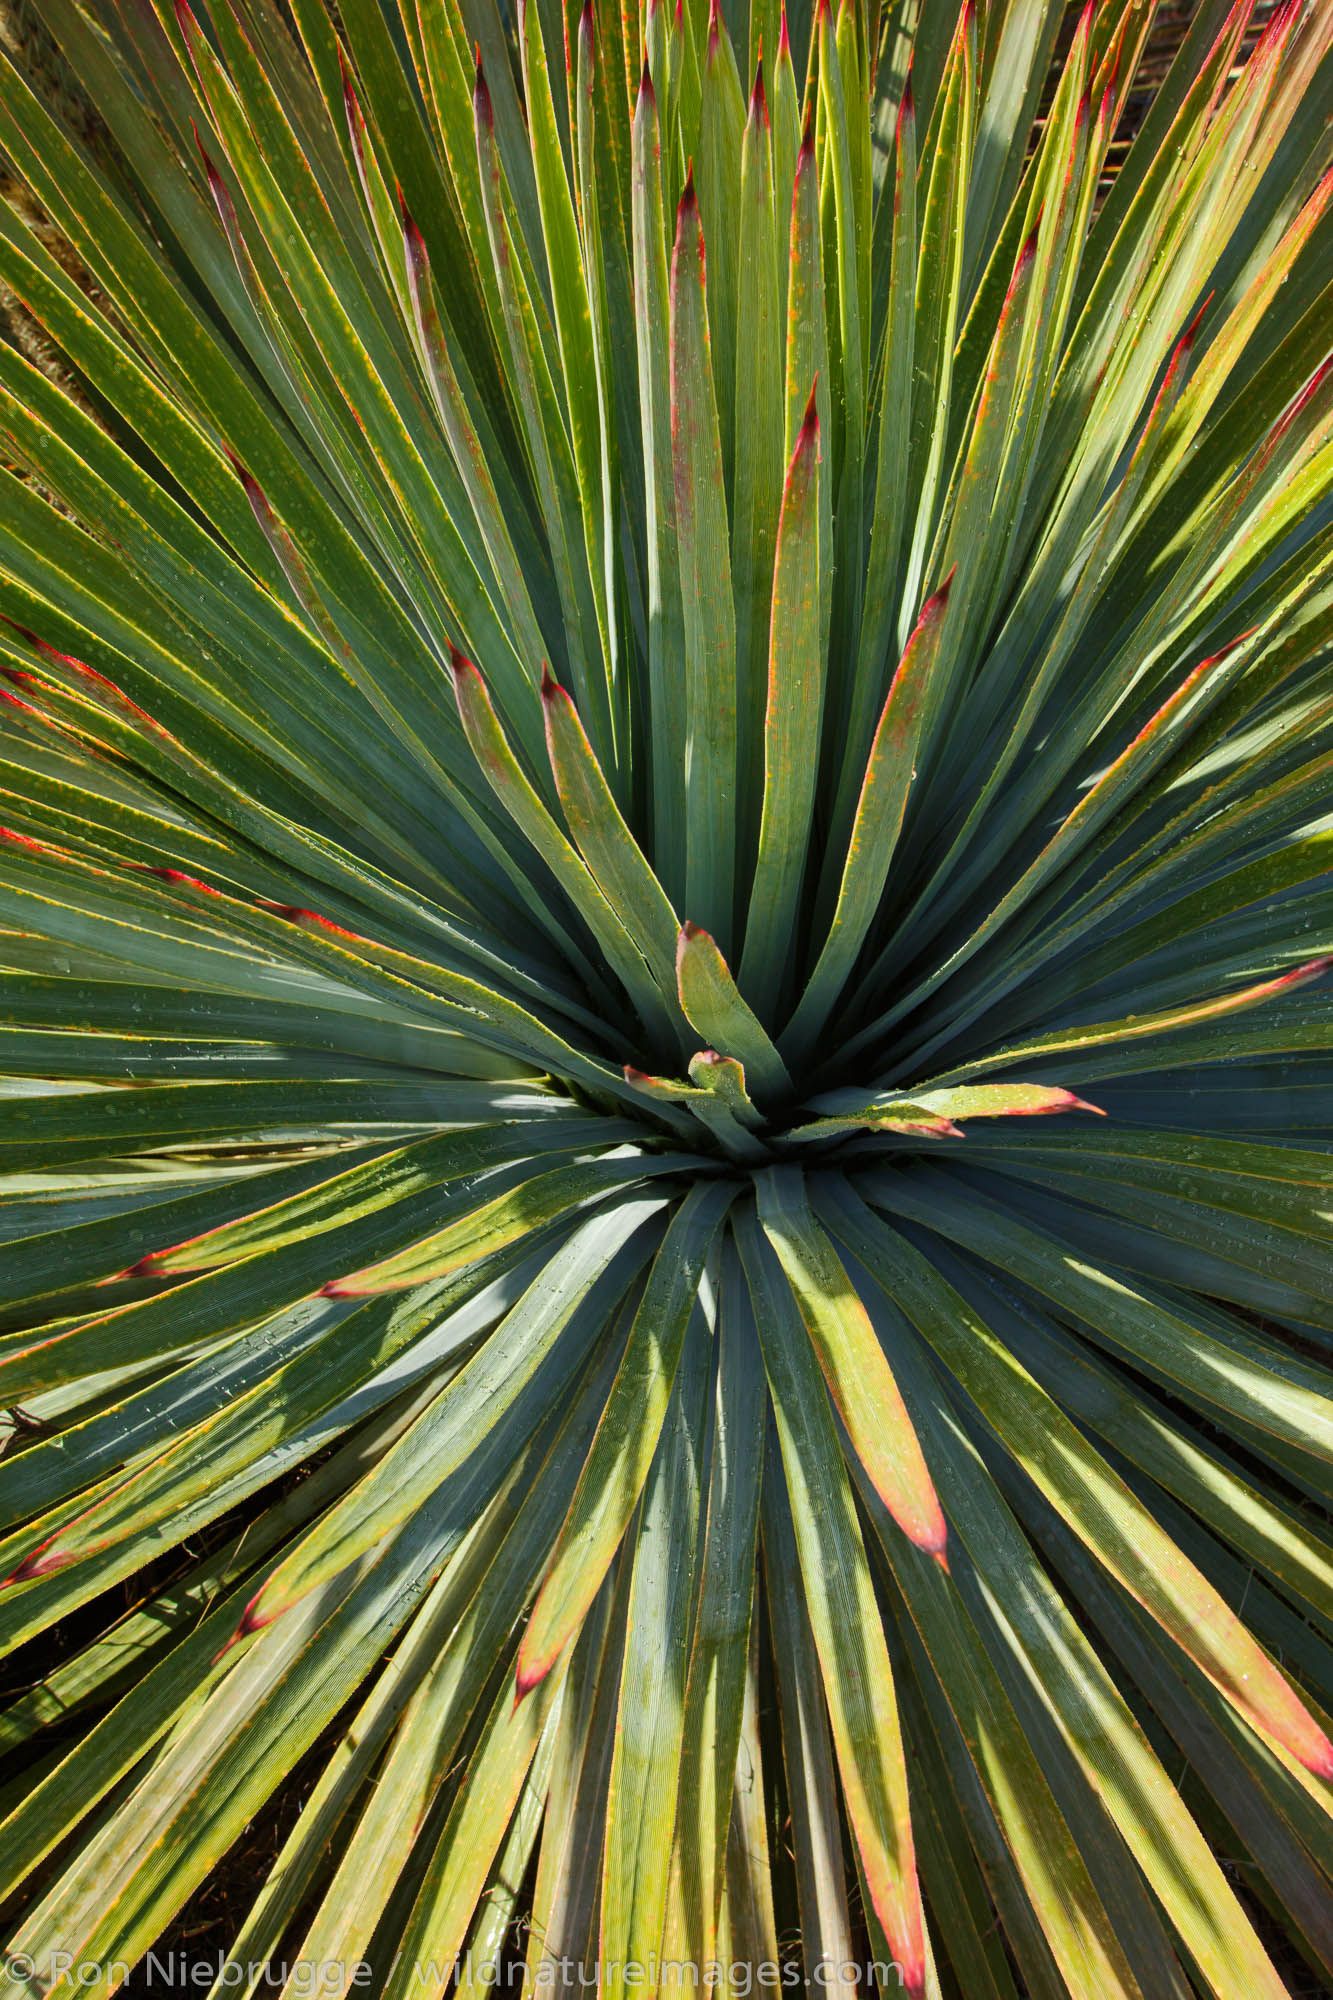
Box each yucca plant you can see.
[1,0,1332,1989]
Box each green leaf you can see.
[600,1285,712,2000]
[866,1166,1333,1473]
[754,1165,947,1561]
[822,1182,1333,1782]
[540,667,685,1019]
[675,921,792,1100]
[737,1207,929,1990]
[786,570,954,1059]
[631,61,688,898]
[224,1198,668,1635]
[731,59,785,875]
[762,1457,859,1981]
[516,1177,733,1691]
[669,1246,767,1957]
[671,170,739,947]
[924,958,1333,1089]
[448,647,675,1039]
[740,386,825,1015]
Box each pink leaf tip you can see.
[1300,1728,1333,1783]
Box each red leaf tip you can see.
[4,1544,73,1586]
[1178,294,1211,356]
[513,1651,547,1704]
[777,3,790,57]
[797,378,820,448]
[539,662,561,700]
[191,116,221,184]
[212,1591,276,1662]
[473,47,492,116]
[398,184,419,236]
[923,565,956,619]
[898,1960,927,2000]
[748,56,767,123]
[238,1595,273,1638]
[638,51,655,105]
[338,47,361,123]
[225,447,265,508]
